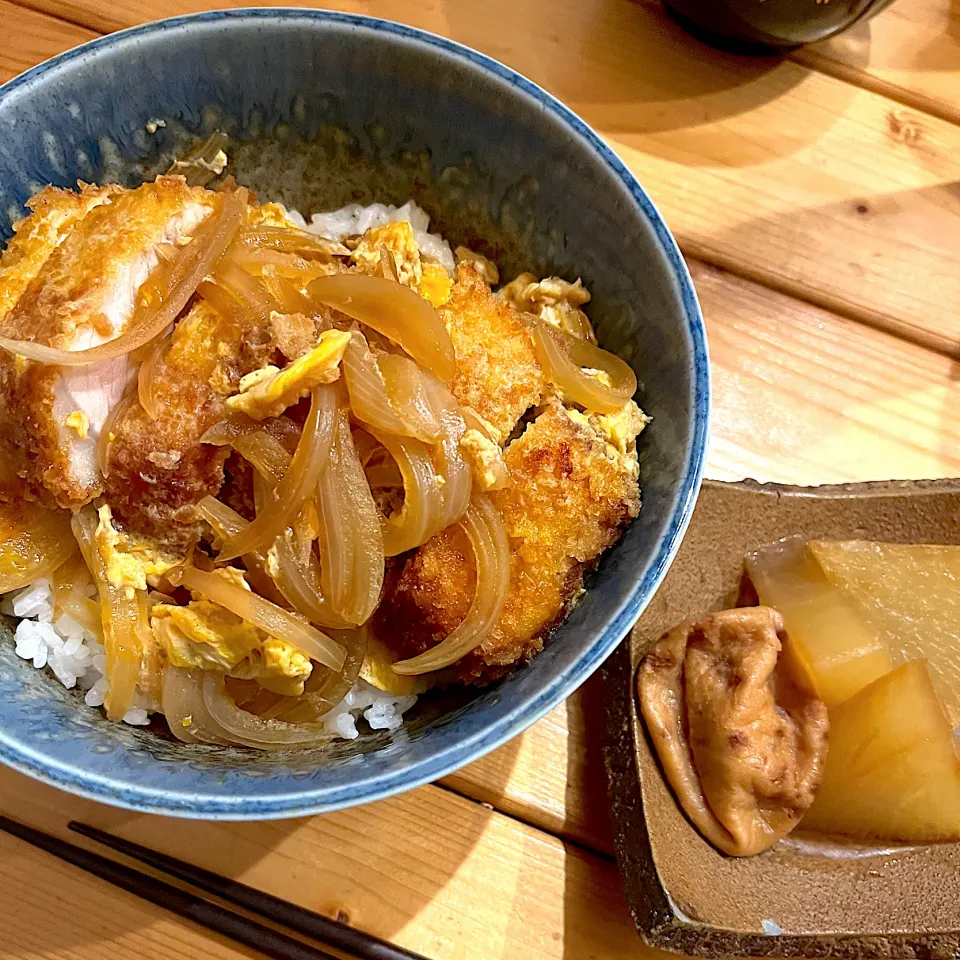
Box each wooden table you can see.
[2,1,959,957]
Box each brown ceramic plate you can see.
[603,478,960,958]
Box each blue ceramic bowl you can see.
[0,10,708,818]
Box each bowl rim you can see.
[0,7,710,818]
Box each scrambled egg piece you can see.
[248,202,303,230]
[151,599,313,697]
[352,221,422,287]
[226,329,350,420]
[65,410,89,439]
[351,221,453,306]
[567,401,650,479]
[459,428,508,491]
[501,273,595,341]
[95,505,181,596]
[419,262,453,307]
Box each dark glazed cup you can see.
[662,0,897,52]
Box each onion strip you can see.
[217,386,335,561]
[531,321,636,414]
[392,496,510,674]
[341,330,439,443]
[137,330,171,420]
[316,408,385,625]
[272,531,354,629]
[177,566,345,672]
[422,374,471,529]
[370,429,444,556]
[0,190,244,365]
[379,352,441,442]
[202,672,333,749]
[161,667,231,744]
[0,501,76,593]
[71,508,143,720]
[309,273,456,381]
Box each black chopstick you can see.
[0,815,334,960]
[68,820,427,960]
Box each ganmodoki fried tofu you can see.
[0,177,218,508]
[440,263,544,442]
[374,399,645,683]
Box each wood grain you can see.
[0,0,95,82]
[797,0,960,127]
[0,767,670,960]
[8,0,960,356]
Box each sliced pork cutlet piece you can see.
[374,400,642,683]
[0,183,118,498]
[440,263,544,442]
[102,300,244,547]
[0,177,218,508]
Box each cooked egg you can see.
[226,328,350,420]
[351,221,422,287]
[95,504,180,596]
[152,598,313,697]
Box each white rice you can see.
[3,579,417,739]
[294,199,456,274]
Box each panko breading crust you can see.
[0,178,217,507]
[441,264,544,442]
[375,400,641,683]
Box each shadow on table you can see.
[440,0,854,165]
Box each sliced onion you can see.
[341,333,420,440]
[0,500,76,593]
[72,507,142,720]
[236,226,349,259]
[378,352,441,442]
[263,626,367,723]
[177,565,345,672]
[199,414,262,447]
[422,374,471,529]
[233,431,291,484]
[309,274,456,381]
[195,496,286,606]
[531,321,637,414]
[51,550,92,615]
[393,496,510,675]
[207,254,280,325]
[262,275,315,315]
[97,377,140,479]
[161,666,231,745]
[137,330,171,420]
[0,190,244,365]
[317,408,385,625]
[370,429,444,557]
[232,248,333,280]
[217,386,335,561]
[272,530,354,629]
[202,672,332,749]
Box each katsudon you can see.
[0,169,648,748]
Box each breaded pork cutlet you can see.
[374,400,644,683]
[101,301,241,545]
[0,177,218,508]
[440,263,544,441]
